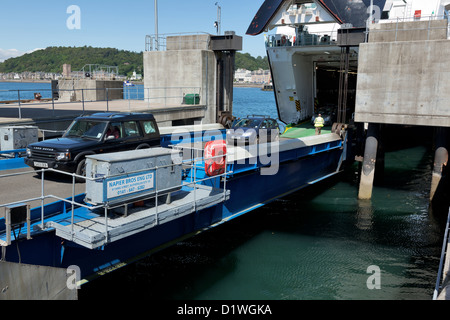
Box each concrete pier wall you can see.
[0,261,77,300]
[355,39,450,127]
[58,79,123,102]
[144,48,216,125]
[144,34,219,126]
[355,20,450,128]
[355,19,450,200]
[369,20,448,43]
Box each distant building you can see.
[251,69,271,84]
[234,68,252,83]
[234,68,271,84]
[130,70,142,81]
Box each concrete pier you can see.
[358,123,379,200]
[355,19,450,200]
[431,127,449,201]
[356,20,450,127]
[144,33,242,127]
[57,79,124,102]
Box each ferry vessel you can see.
[247,0,450,128]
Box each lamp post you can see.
[155,0,159,50]
[215,2,221,35]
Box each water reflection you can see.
[356,199,374,231]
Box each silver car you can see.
[226,116,279,145]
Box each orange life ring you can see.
[204,140,227,177]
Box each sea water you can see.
[80,86,446,300]
[0,82,53,101]
[0,81,143,101]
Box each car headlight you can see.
[242,131,253,137]
[26,148,31,157]
[56,152,71,161]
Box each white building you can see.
[130,70,142,81]
[251,69,271,84]
[234,68,252,83]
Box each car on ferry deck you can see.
[25,112,160,181]
[226,115,280,145]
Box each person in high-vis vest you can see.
[314,113,324,135]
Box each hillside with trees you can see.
[235,53,269,71]
[0,46,269,76]
[0,46,143,77]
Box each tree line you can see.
[0,46,143,77]
[0,46,269,77]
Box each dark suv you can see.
[25,112,160,180]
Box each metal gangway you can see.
[0,147,231,250]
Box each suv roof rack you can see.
[78,112,153,119]
[88,112,132,118]
[247,114,271,119]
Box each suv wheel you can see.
[75,159,86,182]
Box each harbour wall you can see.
[355,39,450,127]
[57,79,124,102]
[355,19,449,204]
[355,20,450,127]
[143,49,216,126]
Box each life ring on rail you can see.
[204,140,227,177]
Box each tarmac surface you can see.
[0,167,86,209]
[0,99,159,125]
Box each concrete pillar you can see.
[430,127,449,201]
[358,123,380,200]
[215,51,235,127]
[374,124,385,184]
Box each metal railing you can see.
[265,14,450,48]
[145,32,211,51]
[40,129,67,140]
[144,86,201,107]
[265,29,338,48]
[433,206,450,300]
[0,85,202,119]
[0,149,230,246]
[366,14,450,43]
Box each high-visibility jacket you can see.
[314,116,324,127]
